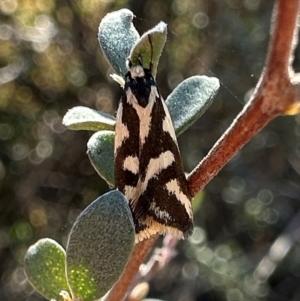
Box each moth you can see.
[114,38,193,242]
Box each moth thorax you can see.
[130,65,145,78]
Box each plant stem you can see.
[105,235,158,301]
[188,0,300,197]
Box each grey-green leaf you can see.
[63,106,115,131]
[130,22,167,77]
[66,190,135,301]
[24,238,69,301]
[98,9,140,76]
[166,76,220,136]
[87,130,114,186]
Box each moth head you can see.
[130,65,145,78]
[126,59,145,79]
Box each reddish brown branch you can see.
[105,235,158,301]
[188,0,300,197]
[106,1,300,300]
[267,1,299,75]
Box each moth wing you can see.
[133,87,194,242]
[114,95,140,202]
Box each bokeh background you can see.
[1,0,300,300]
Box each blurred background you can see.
[1,0,300,300]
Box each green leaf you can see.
[63,106,115,131]
[66,190,135,301]
[98,9,140,76]
[130,22,167,77]
[166,76,220,136]
[24,238,69,301]
[87,130,114,186]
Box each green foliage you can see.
[76,75,219,187]
[63,106,116,131]
[98,9,140,76]
[25,8,219,300]
[68,9,219,186]
[66,191,135,301]
[87,130,115,186]
[129,21,167,77]
[24,191,135,301]
[24,239,69,301]
[166,75,219,136]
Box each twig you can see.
[105,235,158,301]
[106,1,300,300]
[137,235,178,282]
[254,209,300,282]
[188,0,300,197]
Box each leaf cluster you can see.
[24,9,219,301]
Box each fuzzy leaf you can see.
[98,9,140,76]
[63,106,115,131]
[24,239,69,301]
[130,22,167,77]
[166,76,220,136]
[66,190,135,301]
[87,130,114,186]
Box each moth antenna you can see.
[147,34,154,72]
[138,56,143,67]
[126,58,132,70]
